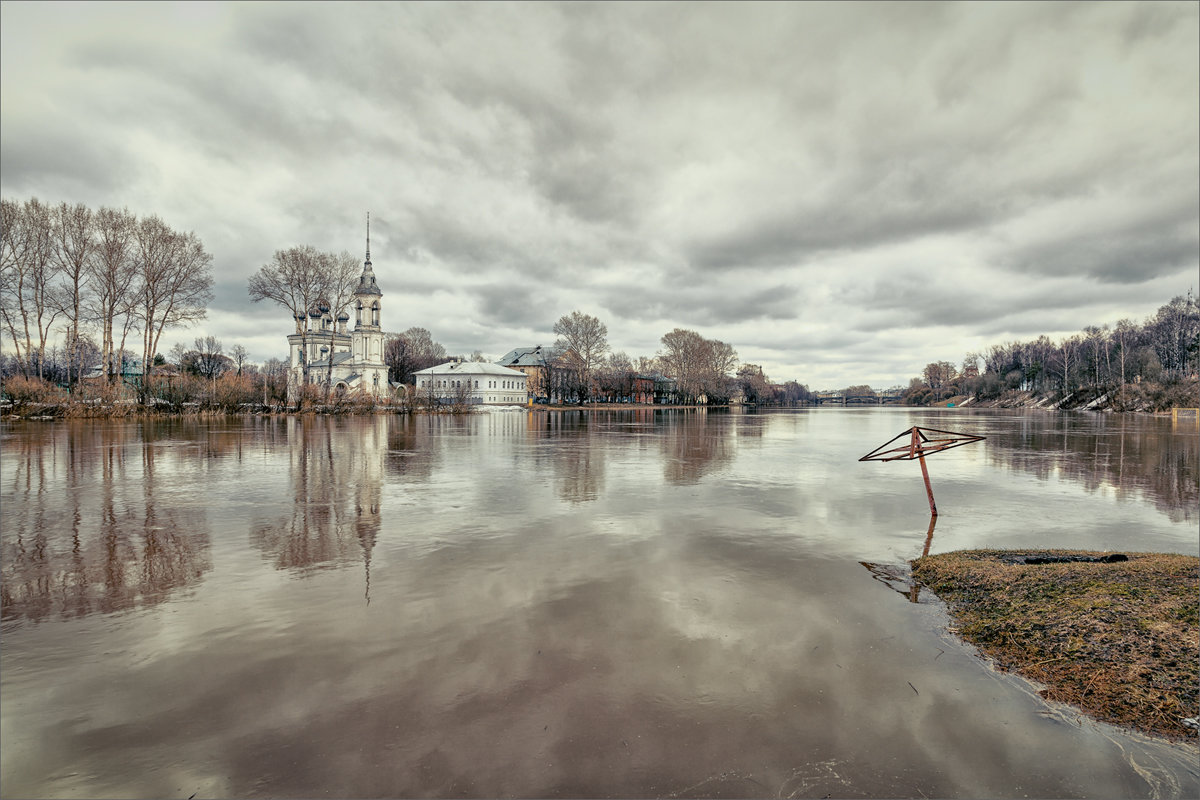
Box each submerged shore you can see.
[3,397,1197,419]
[912,549,1199,743]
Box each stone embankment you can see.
[932,376,1199,413]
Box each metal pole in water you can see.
[914,428,938,516]
[921,515,937,557]
[860,425,982,515]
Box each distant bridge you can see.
[814,391,904,406]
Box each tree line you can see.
[904,293,1199,409]
[382,311,814,406]
[3,218,819,410]
[1,197,213,387]
[247,244,817,406]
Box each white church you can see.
[286,225,391,403]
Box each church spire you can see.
[355,211,381,298]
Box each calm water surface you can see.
[2,408,1197,799]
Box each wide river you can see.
[1,408,1197,799]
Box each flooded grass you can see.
[912,549,1199,742]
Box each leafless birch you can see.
[0,198,63,378]
[134,216,213,383]
[86,207,138,383]
[53,202,95,388]
[0,197,29,369]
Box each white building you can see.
[287,226,390,403]
[413,361,528,405]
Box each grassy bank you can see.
[911,550,1198,742]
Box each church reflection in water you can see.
[249,416,385,602]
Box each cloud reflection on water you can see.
[1,410,1196,798]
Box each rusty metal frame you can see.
[858,426,985,462]
[859,426,985,516]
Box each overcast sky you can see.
[2,1,1196,389]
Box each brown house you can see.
[497,345,552,401]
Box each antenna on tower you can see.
[365,212,371,265]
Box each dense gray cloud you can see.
[2,1,1196,389]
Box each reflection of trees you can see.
[1,421,211,622]
[556,441,604,503]
[987,415,1198,522]
[526,411,607,503]
[659,409,735,485]
[384,415,440,482]
[731,408,769,440]
[524,408,738,494]
[250,418,384,599]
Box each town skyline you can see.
[2,2,1196,389]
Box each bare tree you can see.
[656,329,739,404]
[635,354,661,375]
[1149,292,1200,378]
[383,335,410,385]
[86,206,139,384]
[546,346,587,403]
[260,356,289,404]
[659,328,707,403]
[778,380,814,405]
[703,339,738,402]
[1111,318,1139,407]
[0,198,62,378]
[230,343,248,375]
[609,350,633,373]
[316,250,360,393]
[922,360,957,402]
[168,341,188,369]
[134,216,213,384]
[248,245,333,334]
[323,251,360,321]
[1082,325,1107,386]
[738,364,771,404]
[261,357,287,375]
[384,326,447,384]
[595,350,636,402]
[250,244,328,393]
[52,202,95,389]
[1054,335,1081,395]
[0,197,29,370]
[187,335,229,379]
[553,310,609,398]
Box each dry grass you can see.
[912,549,1198,742]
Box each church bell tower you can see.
[352,213,387,394]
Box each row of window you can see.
[417,378,526,389]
